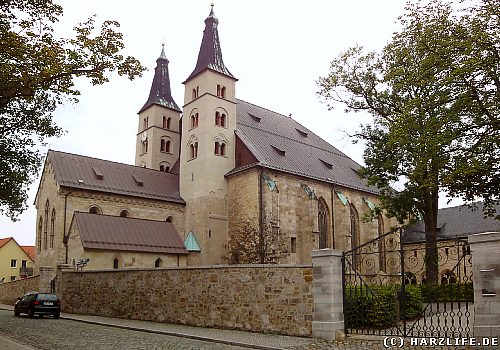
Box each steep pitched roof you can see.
[21,246,35,261]
[230,99,379,194]
[184,5,235,82]
[46,150,184,204]
[72,212,188,254]
[139,45,181,113]
[403,203,500,243]
[0,237,13,248]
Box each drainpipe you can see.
[258,167,265,264]
[330,184,336,249]
[63,190,73,264]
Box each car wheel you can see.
[28,308,34,318]
[14,309,20,317]
[53,313,60,319]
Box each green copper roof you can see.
[184,230,201,252]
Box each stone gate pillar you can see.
[39,266,56,293]
[311,249,345,341]
[469,231,500,349]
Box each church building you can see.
[34,6,395,272]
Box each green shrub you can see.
[419,282,474,302]
[345,284,424,329]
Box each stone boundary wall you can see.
[0,275,40,305]
[60,265,313,336]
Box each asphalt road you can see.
[0,309,249,350]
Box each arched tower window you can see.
[165,166,170,172]
[113,258,119,269]
[215,111,221,126]
[166,140,171,153]
[160,139,165,152]
[220,114,226,127]
[143,117,149,130]
[160,164,165,172]
[214,142,220,155]
[189,142,198,160]
[195,113,199,127]
[350,204,360,270]
[221,86,226,98]
[220,143,226,156]
[318,198,329,249]
[217,84,221,96]
[50,209,55,249]
[192,88,196,100]
[155,258,162,268]
[167,117,171,129]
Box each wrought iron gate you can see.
[342,227,473,338]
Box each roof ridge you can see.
[236,98,293,120]
[74,211,174,224]
[237,121,351,160]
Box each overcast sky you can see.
[2,0,464,246]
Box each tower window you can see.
[160,139,171,153]
[142,139,148,153]
[221,87,226,98]
[220,114,226,127]
[143,117,148,130]
[190,114,199,129]
[166,140,171,153]
[160,164,165,172]
[192,86,199,100]
[214,142,226,157]
[166,166,170,172]
[190,142,199,160]
[217,84,221,97]
[160,139,165,152]
[192,89,196,100]
[163,116,171,130]
[215,112,220,126]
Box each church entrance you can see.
[342,227,474,338]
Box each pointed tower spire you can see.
[139,45,181,113]
[184,4,236,82]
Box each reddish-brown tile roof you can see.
[47,150,184,204]
[0,237,13,248]
[21,246,36,261]
[72,212,188,254]
[230,99,379,194]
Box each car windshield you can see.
[37,294,59,301]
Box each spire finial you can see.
[160,41,167,59]
[209,2,215,16]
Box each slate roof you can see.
[230,99,379,194]
[46,150,184,204]
[403,203,500,243]
[139,45,181,113]
[184,5,235,82]
[71,212,188,254]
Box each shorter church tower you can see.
[180,5,237,264]
[135,45,181,172]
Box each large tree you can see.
[317,0,499,284]
[0,0,146,219]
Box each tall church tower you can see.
[135,45,181,172]
[180,5,237,265]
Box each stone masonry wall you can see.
[60,265,313,336]
[0,275,40,305]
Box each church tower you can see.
[180,5,237,265]
[135,45,181,172]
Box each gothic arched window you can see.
[350,203,360,270]
[155,258,162,268]
[378,214,386,272]
[318,198,329,249]
[37,217,43,251]
[44,200,49,250]
[50,209,56,249]
[113,258,119,269]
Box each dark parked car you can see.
[14,292,61,318]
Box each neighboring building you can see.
[403,203,500,284]
[35,6,398,271]
[0,237,35,282]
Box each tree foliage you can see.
[225,215,289,264]
[0,0,146,219]
[317,0,499,283]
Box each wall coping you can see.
[62,264,313,274]
[311,249,343,258]
[468,231,500,245]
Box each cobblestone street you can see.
[0,309,471,349]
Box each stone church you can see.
[34,6,396,272]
